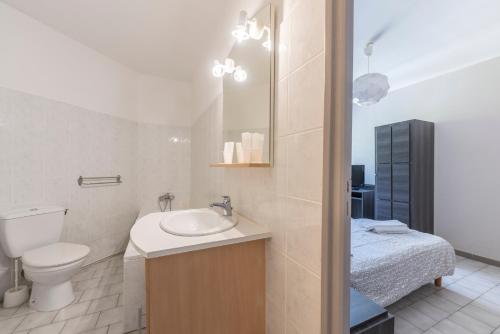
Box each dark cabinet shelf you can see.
[350,288,394,334]
[352,187,374,219]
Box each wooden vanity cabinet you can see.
[145,239,266,334]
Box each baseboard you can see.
[455,249,500,268]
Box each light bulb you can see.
[224,58,236,73]
[261,27,271,50]
[233,66,247,82]
[232,10,250,42]
[262,38,271,51]
[212,60,225,78]
[248,19,265,40]
[232,26,249,43]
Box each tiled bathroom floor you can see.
[2,254,500,334]
[0,254,142,334]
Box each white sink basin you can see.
[159,209,238,236]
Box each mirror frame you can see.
[216,4,276,167]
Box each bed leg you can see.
[434,277,442,287]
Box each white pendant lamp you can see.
[353,43,390,107]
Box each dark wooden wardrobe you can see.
[375,120,434,233]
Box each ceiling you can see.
[354,0,500,90]
[6,0,500,87]
[2,0,234,81]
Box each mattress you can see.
[351,219,455,307]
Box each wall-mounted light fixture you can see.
[231,10,271,50]
[261,27,271,51]
[232,11,250,43]
[212,58,248,82]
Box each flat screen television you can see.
[352,165,365,189]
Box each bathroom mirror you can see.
[221,4,275,166]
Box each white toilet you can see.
[0,206,90,311]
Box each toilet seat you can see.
[22,242,90,269]
[22,242,90,310]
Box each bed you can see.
[351,218,456,307]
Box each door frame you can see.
[321,0,353,333]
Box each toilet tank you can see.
[0,206,66,258]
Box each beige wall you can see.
[190,0,325,332]
[352,56,500,262]
[0,2,194,126]
[0,2,138,121]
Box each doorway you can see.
[321,0,353,334]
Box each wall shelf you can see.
[210,163,271,168]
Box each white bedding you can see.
[351,219,456,307]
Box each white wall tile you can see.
[0,86,192,293]
[286,259,321,334]
[289,0,325,72]
[137,123,191,214]
[0,158,11,206]
[267,295,286,334]
[287,129,323,202]
[266,246,286,308]
[276,78,289,138]
[288,53,325,134]
[190,0,325,331]
[285,197,322,275]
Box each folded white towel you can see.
[353,219,410,234]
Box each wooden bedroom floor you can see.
[387,255,500,334]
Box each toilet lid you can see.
[22,242,90,268]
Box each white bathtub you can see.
[123,211,148,333]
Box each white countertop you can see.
[130,210,271,258]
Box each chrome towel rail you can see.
[78,175,122,186]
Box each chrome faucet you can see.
[209,196,233,216]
